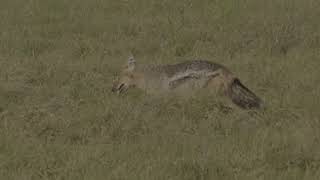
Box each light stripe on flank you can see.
[168,70,221,89]
[168,70,220,83]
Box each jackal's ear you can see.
[126,55,136,71]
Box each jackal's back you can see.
[140,60,227,78]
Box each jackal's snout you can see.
[111,82,126,93]
[111,76,125,93]
[111,83,119,93]
[111,55,137,94]
[111,74,135,94]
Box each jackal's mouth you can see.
[112,83,126,94]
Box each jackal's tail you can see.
[228,78,263,109]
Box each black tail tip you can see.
[229,79,264,110]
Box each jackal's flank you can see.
[112,56,263,109]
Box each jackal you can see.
[112,56,263,109]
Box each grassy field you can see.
[1,0,320,179]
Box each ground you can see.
[0,0,320,179]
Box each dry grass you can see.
[0,0,320,179]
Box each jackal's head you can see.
[111,55,138,94]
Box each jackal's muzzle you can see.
[111,83,127,94]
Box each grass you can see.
[0,0,320,179]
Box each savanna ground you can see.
[0,0,320,179]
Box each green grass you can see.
[0,0,320,179]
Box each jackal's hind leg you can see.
[202,73,220,88]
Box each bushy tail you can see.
[228,78,263,109]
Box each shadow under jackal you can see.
[112,56,263,109]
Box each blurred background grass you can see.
[0,0,320,179]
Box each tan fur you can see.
[112,56,263,109]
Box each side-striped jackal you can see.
[112,56,263,109]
